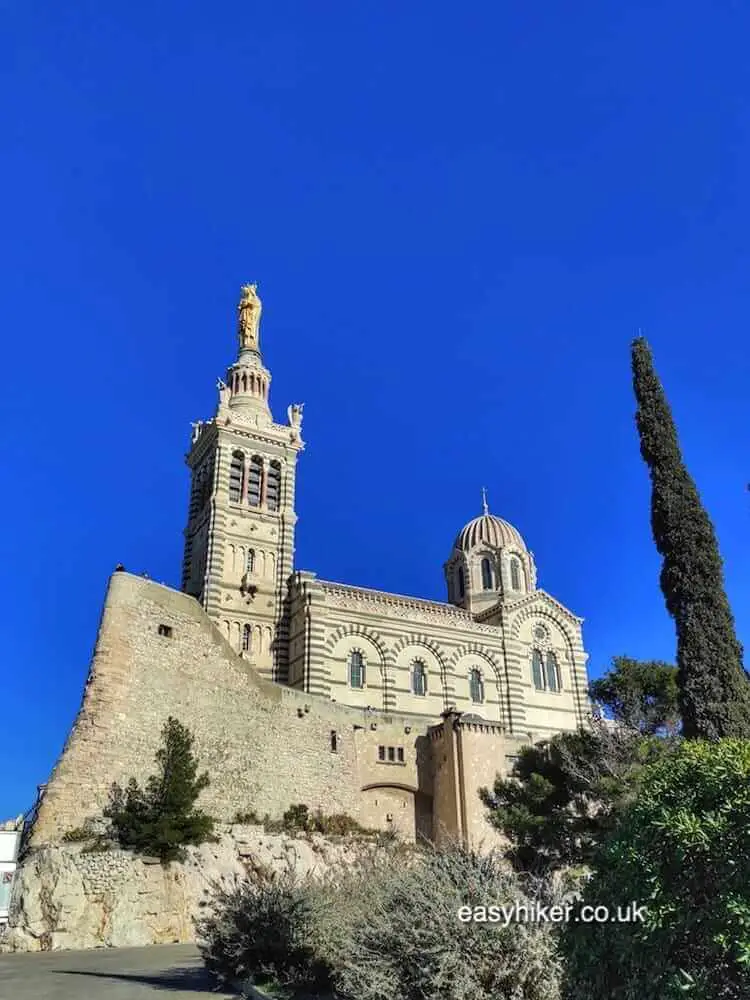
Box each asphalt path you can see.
[0,942,241,999]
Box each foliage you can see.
[480,718,674,873]
[233,810,261,825]
[331,841,563,1000]
[631,337,750,739]
[267,803,370,837]
[199,841,564,1000]
[282,803,312,831]
[590,655,680,734]
[196,868,330,993]
[105,716,214,863]
[562,738,750,1000]
[61,827,90,842]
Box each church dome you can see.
[453,512,527,554]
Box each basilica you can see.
[182,285,591,743]
[28,285,593,852]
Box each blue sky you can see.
[2,2,749,818]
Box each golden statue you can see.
[237,283,262,350]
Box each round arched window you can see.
[348,650,365,688]
[469,668,484,704]
[412,660,427,696]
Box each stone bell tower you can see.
[182,284,305,682]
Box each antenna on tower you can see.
[481,486,489,516]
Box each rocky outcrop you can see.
[0,825,377,953]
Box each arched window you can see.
[458,567,465,599]
[229,451,244,503]
[510,557,521,591]
[349,650,365,689]
[200,457,214,508]
[266,461,281,511]
[531,649,545,690]
[546,652,561,692]
[246,549,255,574]
[481,557,493,591]
[247,456,263,506]
[469,668,484,704]
[241,373,248,392]
[412,660,427,696]
[241,624,252,652]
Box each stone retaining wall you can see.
[0,825,375,953]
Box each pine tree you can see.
[589,655,680,735]
[631,336,750,739]
[105,716,214,862]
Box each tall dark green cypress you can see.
[631,336,750,739]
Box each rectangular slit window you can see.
[157,624,173,638]
[330,730,337,752]
[396,747,404,763]
[387,747,395,762]
[378,746,385,761]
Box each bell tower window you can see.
[241,624,252,652]
[266,461,281,511]
[229,451,244,504]
[247,457,263,507]
[481,557,493,590]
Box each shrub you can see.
[62,827,91,842]
[374,827,399,847]
[196,869,331,992]
[480,718,674,873]
[199,840,563,1000]
[105,716,214,863]
[233,810,261,825]
[272,803,368,837]
[312,811,367,836]
[331,841,563,1000]
[563,739,750,1000]
[282,803,313,832]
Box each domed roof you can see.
[453,512,527,553]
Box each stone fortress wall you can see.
[29,571,523,850]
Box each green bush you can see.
[272,803,368,837]
[332,842,563,1000]
[563,738,750,1000]
[105,717,214,863]
[233,810,261,825]
[282,803,313,832]
[199,841,563,1000]
[481,721,673,873]
[61,827,91,842]
[196,869,331,993]
[314,812,365,836]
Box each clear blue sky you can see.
[2,2,748,818]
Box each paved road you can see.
[0,943,241,999]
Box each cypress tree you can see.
[631,336,750,739]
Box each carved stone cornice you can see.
[319,581,502,636]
